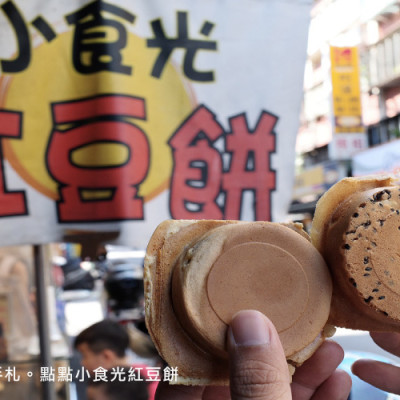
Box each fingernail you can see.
[230,310,270,346]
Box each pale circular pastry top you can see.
[207,242,309,332]
[171,222,332,359]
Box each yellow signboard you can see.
[330,46,363,133]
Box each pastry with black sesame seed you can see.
[311,174,400,331]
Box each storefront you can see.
[289,161,342,229]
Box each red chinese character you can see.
[169,105,224,219]
[336,138,348,149]
[47,95,149,222]
[352,138,363,149]
[0,110,27,216]
[222,112,276,221]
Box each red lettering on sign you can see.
[336,138,348,149]
[47,95,149,222]
[169,106,277,221]
[169,106,224,219]
[352,138,363,149]
[223,112,276,221]
[0,110,27,217]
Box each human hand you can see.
[156,310,351,399]
[352,331,400,394]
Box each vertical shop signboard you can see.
[0,0,312,249]
[329,46,367,160]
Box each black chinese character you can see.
[32,16,56,42]
[66,0,135,75]
[1,1,31,73]
[147,11,216,81]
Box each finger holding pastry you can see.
[228,310,291,400]
[156,310,350,400]
[291,340,351,400]
[369,331,400,357]
[351,331,400,395]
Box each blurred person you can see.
[87,366,149,400]
[0,245,37,360]
[74,319,129,372]
[74,319,157,399]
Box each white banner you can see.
[0,0,312,249]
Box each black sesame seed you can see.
[349,278,357,287]
[378,296,386,300]
[372,288,379,292]
[364,296,373,303]
[344,244,351,250]
[365,267,372,271]
[373,192,384,201]
[364,273,371,277]
[353,212,359,218]
[379,220,385,226]
[379,203,383,207]
[363,257,369,264]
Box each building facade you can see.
[292,0,400,216]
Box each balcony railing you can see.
[366,27,400,88]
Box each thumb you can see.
[228,310,291,400]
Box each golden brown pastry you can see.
[144,220,333,385]
[311,174,400,331]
